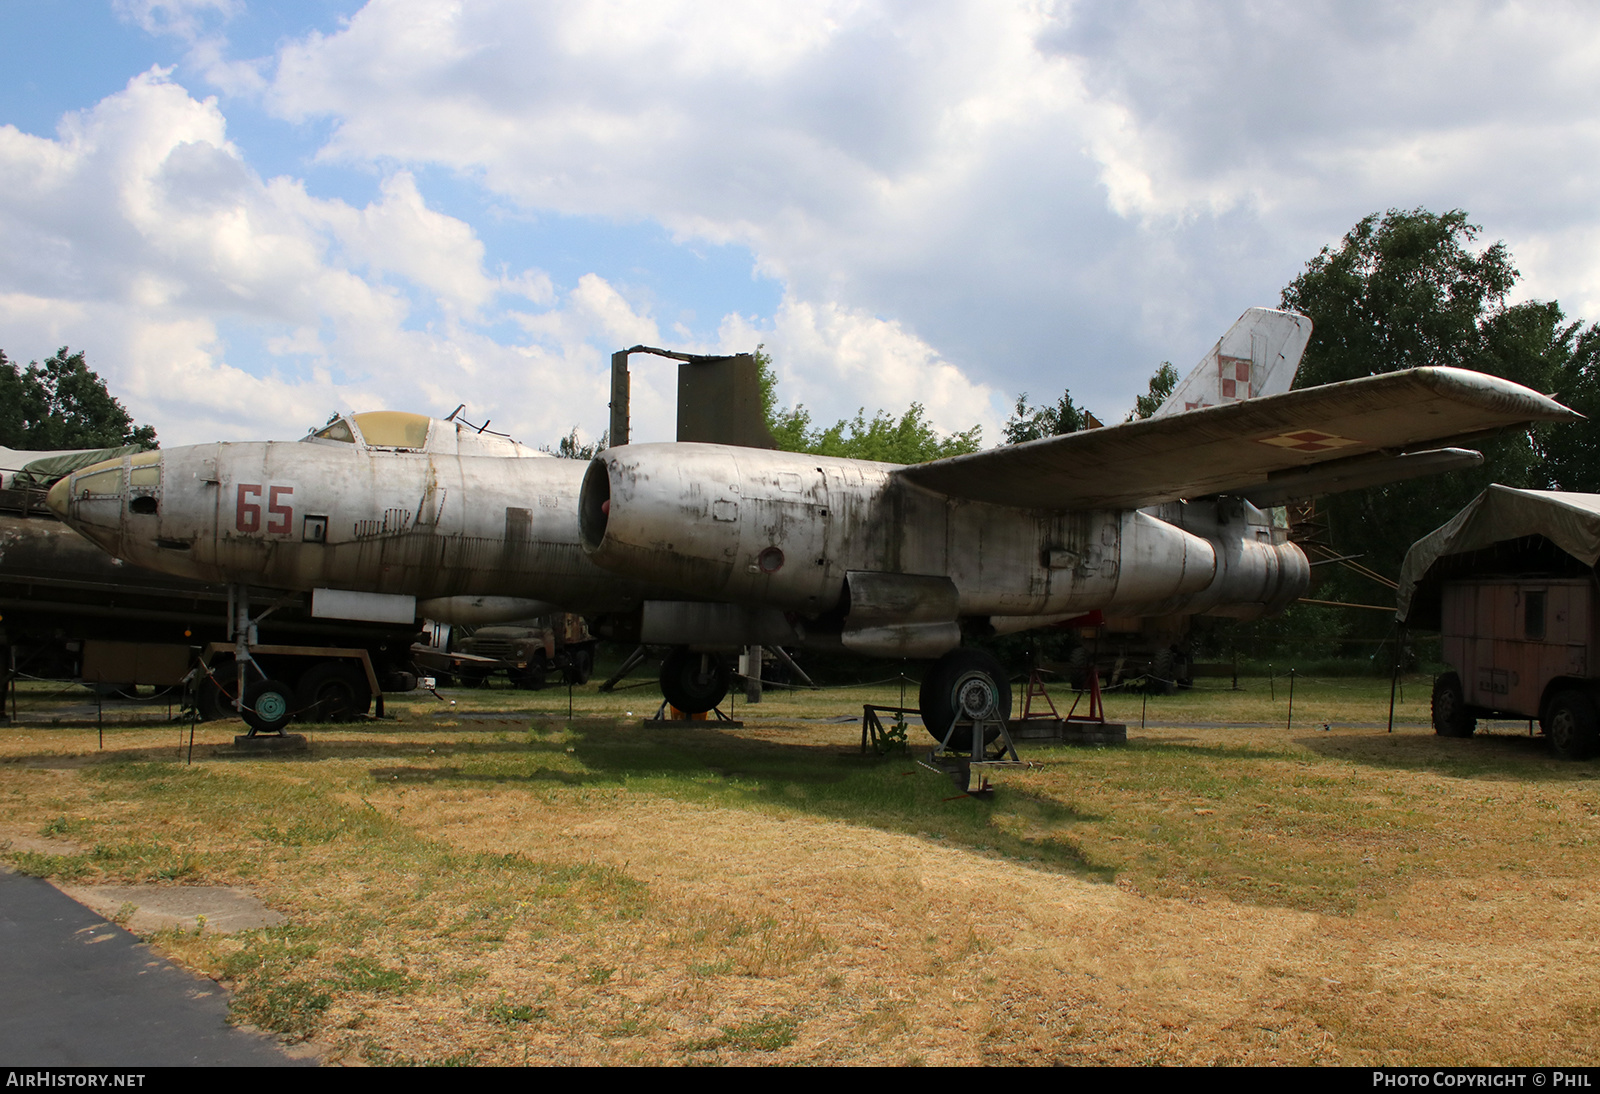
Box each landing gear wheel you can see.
[659,648,730,714]
[919,648,1012,750]
[1545,690,1599,760]
[242,678,296,736]
[1432,672,1476,738]
[294,662,372,723]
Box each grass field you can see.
[3,670,1598,1066]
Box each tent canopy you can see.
[1397,485,1600,628]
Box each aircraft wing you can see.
[900,367,1580,511]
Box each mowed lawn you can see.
[2,671,1598,1065]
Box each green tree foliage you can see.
[1281,209,1586,594]
[1285,209,1520,386]
[544,427,607,460]
[0,347,158,450]
[1532,320,1600,492]
[1002,390,1084,443]
[1128,362,1179,421]
[755,345,982,463]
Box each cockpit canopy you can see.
[305,411,549,459]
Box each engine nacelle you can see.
[1139,499,1309,619]
[581,444,857,615]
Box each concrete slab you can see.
[56,884,287,936]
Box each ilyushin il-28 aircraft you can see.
[48,308,1578,740]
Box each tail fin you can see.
[1152,308,1312,418]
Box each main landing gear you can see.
[653,645,1014,736]
[658,648,732,714]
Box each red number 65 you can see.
[236,484,294,534]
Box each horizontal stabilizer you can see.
[901,367,1579,511]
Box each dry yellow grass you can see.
[2,674,1598,1065]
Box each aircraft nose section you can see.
[49,456,127,549]
[45,474,70,519]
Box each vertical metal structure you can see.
[609,350,632,448]
[608,346,776,450]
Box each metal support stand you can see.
[919,711,1024,797]
[598,645,648,692]
[769,645,817,688]
[1065,667,1107,724]
[1019,667,1060,720]
[860,705,916,754]
[643,699,742,728]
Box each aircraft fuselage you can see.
[48,442,656,614]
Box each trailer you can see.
[1397,486,1600,759]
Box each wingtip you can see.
[1413,366,1583,422]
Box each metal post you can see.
[744,645,762,703]
[1286,669,1295,730]
[233,585,251,716]
[1388,627,1403,734]
[609,350,631,448]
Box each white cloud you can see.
[249,0,1600,419]
[15,1,1600,459]
[0,70,636,448]
[718,300,1007,445]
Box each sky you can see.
[2,1,1598,449]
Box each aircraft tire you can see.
[659,648,729,714]
[919,649,1011,750]
[295,661,372,723]
[1431,672,1476,738]
[242,678,296,735]
[1545,690,1599,760]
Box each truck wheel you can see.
[1066,645,1090,690]
[295,662,372,722]
[511,654,548,690]
[1149,648,1178,695]
[565,646,594,686]
[195,657,237,721]
[659,648,729,714]
[242,678,296,735]
[919,648,1011,750]
[1545,690,1599,760]
[1432,673,1476,738]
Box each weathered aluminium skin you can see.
[579,443,1305,657]
[47,440,665,615]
